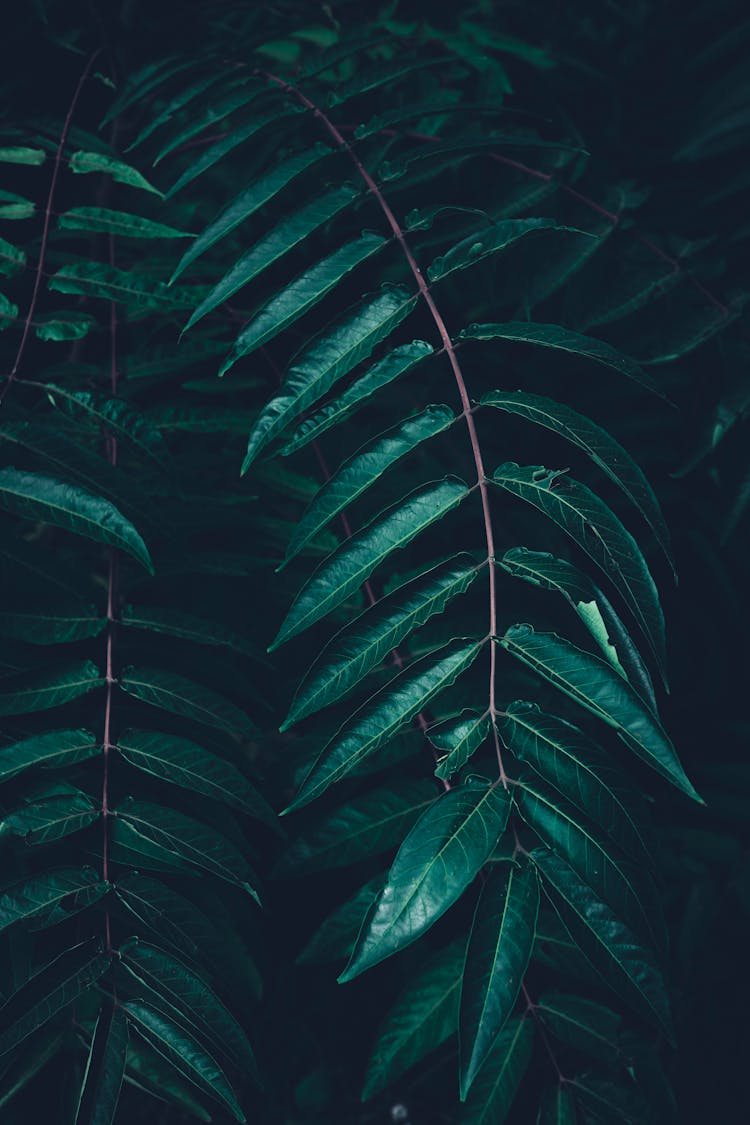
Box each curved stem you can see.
[259,70,507,785]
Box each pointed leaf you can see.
[58,208,191,239]
[222,231,387,376]
[492,465,665,675]
[536,992,621,1061]
[0,730,98,783]
[460,1017,533,1125]
[537,1085,577,1125]
[428,219,572,282]
[0,661,104,715]
[48,263,197,311]
[271,479,469,650]
[0,606,105,645]
[297,875,383,965]
[531,847,673,1040]
[340,780,511,981]
[151,78,266,162]
[289,639,483,810]
[431,710,491,781]
[121,605,262,659]
[0,146,46,165]
[3,784,100,845]
[74,1004,129,1125]
[500,625,699,801]
[69,151,163,195]
[460,862,539,1098]
[0,469,152,572]
[0,237,26,277]
[119,666,256,738]
[0,868,105,933]
[363,938,464,1099]
[482,391,673,570]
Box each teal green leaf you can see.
[0,191,34,220]
[184,185,358,330]
[125,69,228,150]
[172,144,331,282]
[115,798,261,901]
[119,940,257,1077]
[110,820,190,876]
[297,875,383,965]
[340,780,511,981]
[242,287,416,467]
[102,55,197,124]
[460,1017,533,1125]
[0,730,98,783]
[48,263,197,311]
[35,312,96,341]
[123,1037,211,1122]
[0,661,104,716]
[222,232,388,377]
[123,1002,245,1122]
[500,625,699,801]
[288,640,483,811]
[284,405,455,564]
[0,237,26,277]
[117,729,277,827]
[2,783,100,845]
[461,322,663,397]
[121,605,263,661]
[460,862,539,1099]
[0,146,46,165]
[0,1030,63,1111]
[275,779,435,876]
[271,479,469,650]
[58,207,191,239]
[428,219,570,282]
[119,667,256,738]
[0,292,19,329]
[362,938,464,1099]
[536,992,621,1061]
[69,151,162,194]
[0,606,105,644]
[0,945,111,1056]
[0,468,152,571]
[537,1085,577,1125]
[74,1004,129,1125]
[499,548,656,705]
[570,1074,646,1122]
[482,390,673,571]
[150,77,265,163]
[531,847,673,1040]
[0,868,105,933]
[499,703,652,867]
[284,555,480,729]
[492,465,665,676]
[430,710,491,781]
[281,341,434,456]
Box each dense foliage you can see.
[0,2,748,1122]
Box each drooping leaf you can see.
[68,151,163,195]
[118,667,256,738]
[340,780,511,980]
[459,861,539,1099]
[0,868,106,933]
[492,464,666,676]
[460,1016,533,1125]
[428,219,573,282]
[48,263,197,312]
[74,1004,129,1125]
[0,469,153,572]
[362,938,464,1099]
[271,479,470,650]
[0,661,104,716]
[536,992,622,1061]
[482,390,673,570]
[58,208,192,240]
[500,625,699,801]
[2,783,100,845]
[531,847,673,1040]
[288,639,483,810]
[0,730,98,783]
[430,710,491,781]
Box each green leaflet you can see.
[0,730,98,782]
[499,702,652,868]
[459,861,539,1099]
[0,291,19,326]
[482,390,673,571]
[280,340,434,455]
[102,55,197,124]
[151,77,266,162]
[222,232,389,377]
[271,479,470,650]
[531,847,673,1040]
[284,554,480,728]
[121,605,264,661]
[243,286,416,468]
[0,606,105,644]
[48,263,198,312]
[499,548,657,705]
[122,1002,245,1123]
[115,798,261,901]
[119,940,257,1078]
[0,1030,64,1112]
[35,313,96,341]
[570,1074,646,1122]
[329,54,453,106]
[430,710,492,780]
[0,944,111,1056]
[297,874,383,966]
[0,236,26,276]
[0,191,34,220]
[461,322,663,397]
[380,135,584,184]
[58,208,192,239]
[117,729,278,828]
[0,146,46,165]
[537,1085,577,1125]
[68,151,163,195]
[119,666,257,738]
[0,468,153,572]
[73,1004,128,1125]
[2,783,100,845]
[492,464,666,677]
[184,185,358,330]
[283,404,456,564]
[125,69,228,150]
[362,938,464,1099]
[274,779,435,876]
[172,144,332,281]
[340,780,511,980]
[123,1037,212,1122]
[460,1016,533,1125]
[0,868,105,933]
[536,992,622,1061]
[428,219,574,282]
[499,625,700,801]
[0,661,104,716]
[110,819,190,876]
[288,640,483,811]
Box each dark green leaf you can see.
[0,237,26,277]
[460,1017,533,1125]
[48,263,197,312]
[58,208,191,239]
[0,661,104,716]
[0,868,106,933]
[119,667,256,738]
[68,151,163,195]
[74,1004,129,1125]
[2,783,100,845]
[0,146,46,165]
[428,219,572,282]
[0,606,105,644]
[430,710,491,780]
[537,1085,577,1125]
[297,875,383,965]
[536,992,621,1061]
[121,605,262,660]
[0,730,98,783]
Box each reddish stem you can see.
[1,50,100,403]
[259,71,507,784]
